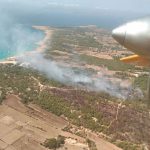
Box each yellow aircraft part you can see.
[120,55,150,66]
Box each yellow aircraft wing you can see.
[120,55,150,66]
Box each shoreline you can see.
[32,26,53,53]
[0,26,53,64]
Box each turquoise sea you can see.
[0,9,136,61]
[0,25,44,60]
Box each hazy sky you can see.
[45,0,150,13]
[0,0,150,28]
[0,0,150,13]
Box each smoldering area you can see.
[17,52,143,100]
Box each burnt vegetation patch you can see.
[0,64,149,149]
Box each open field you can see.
[0,94,122,150]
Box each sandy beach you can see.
[0,26,53,64]
[0,57,17,65]
[33,26,53,52]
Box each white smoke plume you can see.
[0,9,44,59]
[17,53,143,100]
[0,23,43,58]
